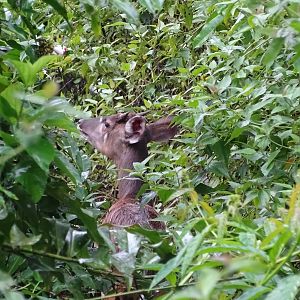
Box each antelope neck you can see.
[115,143,148,200]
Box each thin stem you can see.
[276,249,300,264]
[3,243,78,263]
[2,244,124,278]
[260,233,300,286]
[16,283,31,291]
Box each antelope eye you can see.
[104,122,110,128]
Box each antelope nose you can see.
[76,119,84,130]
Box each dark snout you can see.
[77,119,92,138]
[77,119,95,145]
[76,119,86,133]
[77,119,84,129]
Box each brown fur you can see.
[79,113,177,230]
[103,198,166,230]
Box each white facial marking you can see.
[103,132,108,143]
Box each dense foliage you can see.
[1,0,300,299]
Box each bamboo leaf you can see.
[32,55,57,75]
[265,275,300,300]
[237,286,270,300]
[193,15,223,48]
[261,38,284,68]
[138,0,164,14]
[181,225,212,276]
[150,246,186,288]
[42,0,69,23]
[112,0,139,23]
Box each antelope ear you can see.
[125,116,146,144]
[147,116,178,143]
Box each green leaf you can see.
[15,124,43,148]
[233,148,263,162]
[64,198,105,245]
[208,161,230,178]
[210,140,230,166]
[196,245,268,261]
[0,197,8,220]
[229,127,246,142]
[4,291,25,300]
[65,228,89,257]
[166,272,177,286]
[258,190,270,206]
[127,226,174,258]
[235,148,256,155]
[0,83,23,123]
[43,98,86,118]
[265,275,300,300]
[168,286,203,300]
[0,75,9,92]
[0,270,14,291]
[181,225,212,276]
[165,188,194,204]
[10,225,41,247]
[138,0,164,14]
[198,269,220,299]
[16,161,48,203]
[236,286,270,300]
[42,0,69,23]
[245,98,273,117]
[0,185,18,201]
[260,150,280,177]
[269,229,292,263]
[239,232,256,247]
[170,269,220,299]
[218,75,231,94]
[32,55,57,75]
[50,220,69,254]
[8,60,33,87]
[195,183,215,194]
[8,56,56,87]
[112,250,136,275]
[193,14,223,48]
[0,130,18,147]
[91,12,101,37]
[150,246,185,288]
[261,38,284,68]
[54,151,83,185]
[112,0,139,23]
[290,21,300,32]
[156,187,174,202]
[44,112,78,132]
[26,138,55,173]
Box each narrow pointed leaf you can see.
[265,275,300,300]
[193,15,223,48]
[112,0,139,23]
[42,0,69,23]
[261,38,284,68]
[138,0,164,14]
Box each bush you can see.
[1,0,300,299]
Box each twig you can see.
[2,244,124,278]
